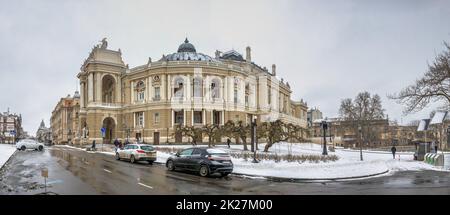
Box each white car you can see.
[16,139,44,151]
[115,144,157,164]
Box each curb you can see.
[231,169,390,183]
[0,148,17,172]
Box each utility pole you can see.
[321,120,328,155]
[359,125,363,161]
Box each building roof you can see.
[160,38,218,62]
[220,50,245,61]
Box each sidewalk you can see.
[0,144,17,170]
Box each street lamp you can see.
[321,121,328,155]
[358,125,363,161]
[251,115,258,163]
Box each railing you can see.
[90,102,122,108]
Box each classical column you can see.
[96,73,102,102]
[130,81,134,104]
[80,82,85,108]
[116,77,121,104]
[88,73,94,102]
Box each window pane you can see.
[180,149,193,156]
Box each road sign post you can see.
[101,127,106,152]
[41,168,48,193]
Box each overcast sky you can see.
[1,0,450,135]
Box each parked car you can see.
[166,147,233,177]
[16,139,44,151]
[115,144,156,164]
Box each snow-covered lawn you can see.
[0,144,16,169]
[153,142,448,180]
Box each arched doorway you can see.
[102,75,115,103]
[103,117,116,144]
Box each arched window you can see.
[174,77,184,98]
[193,77,202,97]
[135,81,146,102]
[211,78,220,99]
[102,75,115,103]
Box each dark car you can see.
[166,147,233,177]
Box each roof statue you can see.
[100,38,108,49]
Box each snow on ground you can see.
[153,142,448,180]
[56,143,449,180]
[0,144,16,169]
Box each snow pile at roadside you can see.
[0,144,16,169]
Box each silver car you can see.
[115,144,157,165]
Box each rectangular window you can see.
[268,88,271,105]
[154,113,160,124]
[194,111,203,124]
[234,89,238,104]
[135,112,144,127]
[245,95,249,106]
[137,91,145,101]
[213,111,221,125]
[154,87,160,101]
[174,111,184,125]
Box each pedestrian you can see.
[118,140,123,150]
[391,145,396,159]
[435,144,438,154]
[113,138,119,152]
[227,138,231,148]
[91,140,96,149]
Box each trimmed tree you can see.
[202,124,220,147]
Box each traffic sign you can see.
[101,127,106,138]
[10,130,16,135]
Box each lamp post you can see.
[251,116,258,163]
[321,121,328,155]
[358,125,363,161]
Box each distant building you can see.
[50,92,80,145]
[307,107,323,127]
[0,109,24,143]
[311,117,391,147]
[36,119,52,144]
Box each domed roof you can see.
[177,38,196,53]
[159,38,218,62]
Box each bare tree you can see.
[262,120,302,152]
[339,91,386,146]
[389,41,450,114]
[202,124,220,147]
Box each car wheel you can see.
[130,155,135,163]
[147,161,153,165]
[38,146,43,151]
[221,172,230,177]
[115,153,120,160]
[167,160,175,171]
[20,146,26,151]
[199,165,209,177]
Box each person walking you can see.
[91,140,96,149]
[391,145,397,159]
[227,138,231,148]
[113,138,119,152]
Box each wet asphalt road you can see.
[0,146,449,195]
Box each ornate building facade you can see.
[0,109,24,143]
[76,38,308,145]
[36,119,52,144]
[50,92,80,145]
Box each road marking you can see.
[138,182,153,189]
[103,169,112,173]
